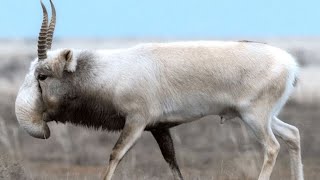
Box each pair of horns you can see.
[38,0,56,60]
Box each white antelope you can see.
[15,1,303,180]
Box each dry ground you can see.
[0,38,320,180]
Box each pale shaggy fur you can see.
[15,41,303,180]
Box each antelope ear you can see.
[61,49,77,72]
[61,49,73,61]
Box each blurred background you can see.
[0,0,319,179]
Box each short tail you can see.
[272,53,299,117]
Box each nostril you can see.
[42,112,51,122]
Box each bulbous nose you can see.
[15,72,51,139]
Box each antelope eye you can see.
[37,74,47,81]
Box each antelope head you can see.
[15,0,61,139]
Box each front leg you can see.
[151,128,183,180]
[102,115,146,180]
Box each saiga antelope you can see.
[15,1,303,180]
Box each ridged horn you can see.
[47,0,56,50]
[38,0,48,61]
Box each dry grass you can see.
[0,155,29,180]
[1,39,320,180]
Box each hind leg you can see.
[272,117,303,180]
[241,109,280,180]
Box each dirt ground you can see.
[1,39,320,180]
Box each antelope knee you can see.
[109,150,120,162]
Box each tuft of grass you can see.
[0,155,29,180]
